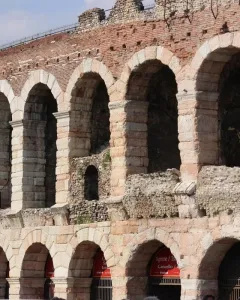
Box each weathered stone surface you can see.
[196,166,240,216]
[123,170,180,219]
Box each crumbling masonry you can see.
[0,0,240,299]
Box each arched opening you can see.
[218,242,240,299]
[20,243,54,299]
[126,240,180,300]
[90,249,112,300]
[126,60,180,174]
[219,53,240,167]
[23,83,57,208]
[198,238,238,298]
[70,72,110,157]
[0,93,11,209]
[90,80,110,154]
[194,43,240,168]
[84,165,99,200]
[0,248,9,299]
[68,242,112,300]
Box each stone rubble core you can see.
[0,0,239,299]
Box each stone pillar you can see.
[53,112,71,205]
[11,119,47,210]
[112,277,128,300]
[110,100,148,197]
[10,120,24,211]
[52,278,69,299]
[8,278,20,300]
[178,91,218,181]
[181,279,218,300]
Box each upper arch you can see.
[121,228,181,270]
[65,58,115,101]
[118,46,181,99]
[68,227,115,268]
[187,32,240,92]
[20,69,64,107]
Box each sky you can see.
[0,0,154,46]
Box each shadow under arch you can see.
[198,237,239,280]
[126,239,181,300]
[0,247,9,299]
[68,241,112,300]
[186,33,240,169]
[19,242,55,299]
[0,91,12,209]
[23,82,58,208]
[124,58,181,174]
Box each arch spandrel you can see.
[65,58,115,104]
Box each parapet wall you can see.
[77,0,237,29]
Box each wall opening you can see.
[0,248,9,299]
[90,80,110,154]
[219,53,240,167]
[0,93,11,209]
[90,249,112,300]
[84,165,99,200]
[70,72,110,158]
[20,243,54,299]
[23,83,57,208]
[126,240,180,299]
[126,60,180,175]
[68,242,112,299]
[219,241,240,300]
[147,246,181,300]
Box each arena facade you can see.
[0,0,240,299]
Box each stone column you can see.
[109,100,148,197]
[52,278,69,299]
[11,119,47,210]
[8,278,20,300]
[178,91,219,181]
[181,279,218,300]
[53,112,71,205]
[10,120,24,211]
[112,276,128,300]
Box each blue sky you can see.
[0,0,153,45]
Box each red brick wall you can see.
[0,3,239,95]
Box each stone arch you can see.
[19,241,55,299]
[0,243,10,299]
[123,228,180,269]
[65,59,114,159]
[119,46,181,175]
[182,32,240,170]
[198,237,238,280]
[118,46,181,98]
[0,80,16,114]
[122,228,180,299]
[67,228,114,300]
[17,230,56,272]
[66,58,115,100]
[0,235,12,264]
[197,237,239,298]
[0,82,13,209]
[20,69,63,107]
[190,32,240,90]
[69,228,115,267]
[22,79,58,208]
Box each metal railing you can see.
[0,22,80,51]
[0,1,155,51]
